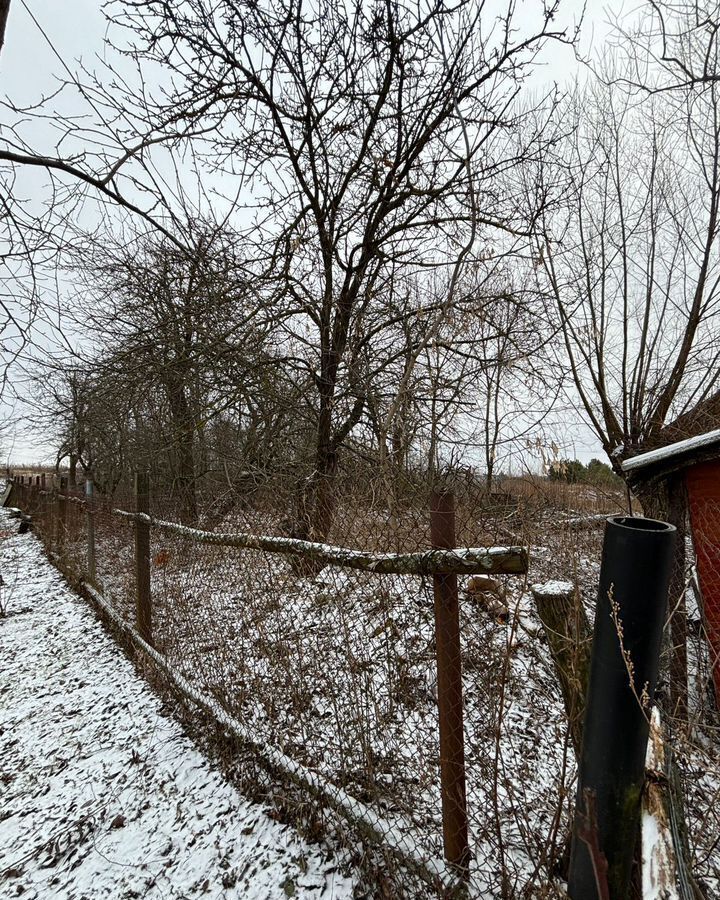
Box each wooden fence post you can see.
[531,581,590,759]
[86,478,96,584]
[67,479,76,539]
[430,490,470,876]
[135,472,152,644]
[29,475,38,517]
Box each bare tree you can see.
[538,6,720,719]
[61,224,278,522]
[96,0,574,544]
[540,55,720,506]
[36,363,136,495]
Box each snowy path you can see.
[0,512,356,899]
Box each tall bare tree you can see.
[64,224,277,522]
[540,68,720,499]
[538,3,720,718]
[103,0,573,543]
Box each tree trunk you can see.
[0,1,10,59]
[485,463,494,496]
[166,380,198,526]
[176,429,199,526]
[297,453,337,539]
[289,448,339,577]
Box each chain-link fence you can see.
[7,469,720,897]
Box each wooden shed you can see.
[623,428,720,703]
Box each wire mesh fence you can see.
[7,468,720,897]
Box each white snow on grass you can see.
[0,512,356,899]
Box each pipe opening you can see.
[608,515,675,533]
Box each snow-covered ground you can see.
[0,509,356,900]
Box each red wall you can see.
[686,461,720,704]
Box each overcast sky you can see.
[0,0,621,467]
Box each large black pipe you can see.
[568,515,676,899]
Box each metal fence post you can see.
[86,478,96,584]
[430,490,470,876]
[58,476,68,550]
[49,475,57,549]
[135,471,152,644]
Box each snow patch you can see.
[0,514,356,899]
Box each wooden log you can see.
[112,509,528,576]
[642,708,679,899]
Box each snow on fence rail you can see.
[111,509,528,575]
[29,486,528,573]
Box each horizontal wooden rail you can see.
[112,509,528,575]
[39,491,86,505]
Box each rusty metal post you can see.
[135,471,152,644]
[39,474,47,537]
[29,474,38,516]
[58,476,68,550]
[430,490,470,876]
[86,478,96,584]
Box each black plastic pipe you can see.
[568,515,676,899]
